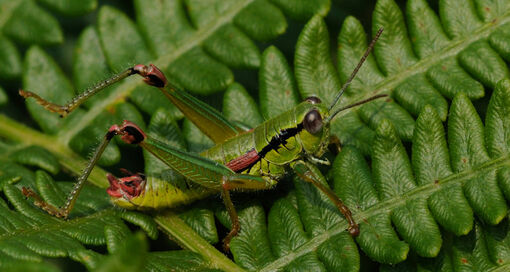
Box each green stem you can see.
[155,212,245,272]
[492,264,510,272]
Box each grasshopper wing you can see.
[141,137,268,190]
[160,83,245,144]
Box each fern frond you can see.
[1,0,510,271]
[332,0,510,148]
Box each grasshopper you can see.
[20,28,385,251]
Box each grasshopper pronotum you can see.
[20,28,385,251]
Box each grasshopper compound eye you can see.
[133,64,167,87]
[303,109,323,134]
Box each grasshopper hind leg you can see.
[21,187,68,218]
[23,120,146,218]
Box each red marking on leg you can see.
[133,64,167,87]
[108,124,120,133]
[121,121,146,144]
[107,121,146,144]
[222,181,231,191]
[106,174,122,198]
[133,64,149,75]
[107,172,145,199]
[225,149,260,173]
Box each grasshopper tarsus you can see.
[19,89,70,117]
[22,187,67,218]
[221,224,239,252]
[348,224,360,237]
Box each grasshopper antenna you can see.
[325,94,388,124]
[328,27,384,112]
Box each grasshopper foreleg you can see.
[292,160,359,236]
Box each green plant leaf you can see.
[295,16,340,105]
[94,231,148,272]
[0,85,6,105]
[98,6,153,71]
[0,0,63,45]
[223,83,263,128]
[449,92,508,225]
[412,105,473,236]
[459,40,510,89]
[0,35,21,80]
[259,46,300,119]
[10,146,60,175]
[234,0,287,41]
[271,0,330,20]
[38,0,97,16]
[217,202,275,270]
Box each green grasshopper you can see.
[20,28,385,251]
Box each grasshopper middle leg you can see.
[292,160,359,236]
[219,174,277,251]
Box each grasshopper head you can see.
[298,97,331,157]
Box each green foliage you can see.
[1,0,510,271]
[96,230,217,272]
[0,170,157,270]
